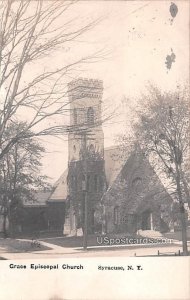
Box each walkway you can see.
[1,238,190,259]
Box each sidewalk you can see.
[1,238,190,259]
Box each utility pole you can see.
[81,129,95,249]
[83,182,88,250]
[68,127,95,250]
[82,132,88,250]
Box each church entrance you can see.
[141,210,152,230]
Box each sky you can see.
[15,0,190,183]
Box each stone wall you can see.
[68,159,106,234]
[103,150,173,234]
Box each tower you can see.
[67,78,105,235]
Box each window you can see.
[71,175,77,190]
[89,144,95,154]
[132,177,142,193]
[87,107,94,124]
[73,145,76,153]
[87,175,90,191]
[79,149,83,160]
[74,176,77,190]
[73,108,77,125]
[98,176,104,191]
[81,175,86,191]
[94,175,98,192]
[114,206,119,225]
[121,215,128,224]
[121,214,135,224]
[132,177,142,186]
[81,174,90,191]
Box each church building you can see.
[50,77,174,236]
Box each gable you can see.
[103,148,173,213]
[104,146,129,189]
[50,145,173,207]
[49,169,68,202]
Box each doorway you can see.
[141,210,151,230]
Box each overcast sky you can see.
[38,0,189,183]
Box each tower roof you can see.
[68,77,103,89]
[68,77,103,100]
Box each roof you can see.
[49,146,129,202]
[104,146,128,188]
[48,169,68,202]
[102,147,174,213]
[23,191,52,207]
[28,145,173,210]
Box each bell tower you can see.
[67,78,105,235]
[68,78,104,162]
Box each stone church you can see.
[50,77,173,235]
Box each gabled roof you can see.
[104,146,129,189]
[48,169,68,202]
[49,146,130,202]
[102,147,173,213]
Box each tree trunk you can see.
[176,165,188,255]
[181,174,190,209]
[3,212,7,239]
[8,215,13,237]
[179,204,188,255]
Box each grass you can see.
[163,227,190,241]
[0,238,51,253]
[40,233,177,249]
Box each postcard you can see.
[0,0,189,299]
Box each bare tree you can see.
[132,85,189,255]
[0,0,105,160]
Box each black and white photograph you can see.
[0,0,189,299]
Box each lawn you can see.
[0,238,51,253]
[163,227,190,241]
[40,233,177,250]
[41,235,99,248]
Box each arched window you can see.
[94,175,98,192]
[87,107,94,124]
[98,176,104,191]
[81,174,90,191]
[81,175,86,191]
[132,177,142,187]
[132,177,142,195]
[89,144,95,154]
[87,175,90,191]
[79,149,83,160]
[114,206,119,225]
[74,176,77,190]
[73,108,77,125]
[71,175,77,190]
